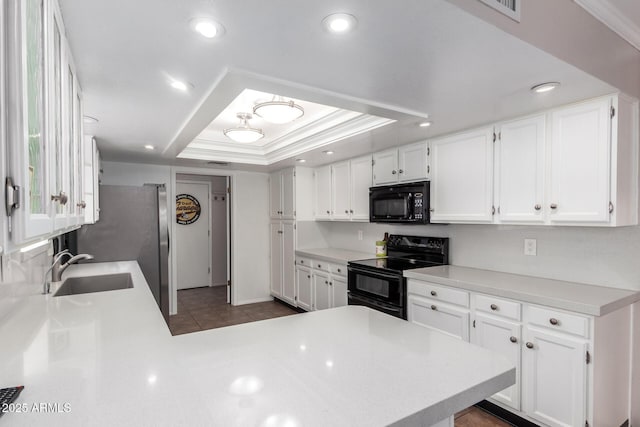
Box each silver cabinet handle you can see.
[526,342,534,349]
[430,305,437,311]
[51,191,68,205]
[534,204,541,211]
[430,290,437,296]
[490,304,498,311]
[398,169,404,174]
[549,318,559,326]
[392,170,397,175]
[77,201,87,209]
[510,336,517,343]
[550,203,558,209]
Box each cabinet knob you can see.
[392,170,397,175]
[326,210,330,214]
[318,264,321,268]
[398,169,404,174]
[429,208,434,213]
[549,318,559,326]
[490,304,498,311]
[77,201,87,209]
[550,203,558,209]
[329,282,332,286]
[300,260,304,264]
[307,275,310,279]
[345,210,349,214]
[525,342,534,349]
[430,304,437,311]
[430,290,437,296]
[349,209,353,214]
[51,191,68,205]
[337,268,341,273]
[325,280,328,284]
[534,204,541,211]
[509,336,518,343]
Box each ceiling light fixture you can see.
[323,150,334,155]
[531,82,560,93]
[224,113,264,143]
[144,144,155,150]
[418,121,432,128]
[323,13,357,34]
[253,96,305,124]
[296,159,306,163]
[83,115,99,124]
[191,18,223,39]
[170,80,189,91]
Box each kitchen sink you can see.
[53,273,133,297]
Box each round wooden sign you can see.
[176,194,201,225]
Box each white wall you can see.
[101,161,171,187]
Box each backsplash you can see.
[302,221,640,291]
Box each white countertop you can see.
[404,265,640,316]
[295,248,375,264]
[0,261,514,426]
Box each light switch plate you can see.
[524,238,537,256]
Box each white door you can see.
[408,295,470,340]
[314,166,332,220]
[472,313,522,410]
[522,327,588,427]
[350,155,372,220]
[331,276,348,308]
[269,171,282,218]
[495,115,545,223]
[313,272,331,311]
[281,168,295,219]
[281,221,296,305]
[176,182,211,290]
[430,127,494,223]
[296,266,313,311]
[372,149,398,185]
[398,142,428,182]
[269,222,282,297]
[332,161,351,220]
[549,98,611,223]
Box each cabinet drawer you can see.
[296,257,312,267]
[475,294,521,321]
[526,305,589,338]
[329,263,347,277]
[408,295,470,341]
[407,280,469,308]
[312,259,330,272]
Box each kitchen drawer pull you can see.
[51,191,68,205]
[326,210,330,214]
[510,336,517,343]
[307,275,310,279]
[392,170,397,175]
[490,304,498,311]
[345,210,349,214]
[526,342,534,349]
[337,268,341,273]
[430,290,437,296]
[550,203,558,209]
[430,305,437,311]
[318,264,322,268]
[534,204,541,211]
[549,318,559,326]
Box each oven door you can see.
[348,292,405,319]
[347,265,404,306]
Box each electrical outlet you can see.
[358,230,363,241]
[524,238,537,256]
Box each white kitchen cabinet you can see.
[331,161,351,220]
[429,128,494,223]
[372,141,428,186]
[269,223,283,298]
[269,168,295,220]
[83,136,100,224]
[349,155,372,220]
[295,266,313,311]
[269,221,295,305]
[408,294,470,340]
[494,115,545,224]
[314,165,332,220]
[331,276,348,308]
[313,271,331,311]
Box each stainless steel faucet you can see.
[43,249,94,294]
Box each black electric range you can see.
[347,235,449,319]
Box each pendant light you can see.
[253,95,304,124]
[224,113,264,143]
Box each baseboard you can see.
[475,400,538,427]
[210,282,227,287]
[233,297,273,305]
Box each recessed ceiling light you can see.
[323,150,334,155]
[296,159,306,163]
[191,18,224,39]
[531,82,560,93]
[323,13,357,34]
[418,121,432,128]
[144,144,155,150]
[83,115,99,124]
[170,80,189,91]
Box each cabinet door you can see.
[522,327,587,427]
[430,128,494,223]
[280,222,296,305]
[269,222,282,297]
[408,295,470,340]
[549,99,611,223]
[296,267,313,311]
[349,155,372,220]
[495,115,545,223]
[269,172,282,218]
[331,161,351,220]
[313,272,331,311]
[398,142,428,182]
[471,313,522,411]
[281,168,295,219]
[331,276,348,308]
[314,166,332,220]
[83,136,96,224]
[372,149,398,185]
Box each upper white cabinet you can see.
[494,115,546,224]
[314,155,372,221]
[83,136,101,224]
[372,141,428,186]
[270,168,294,219]
[430,127,494,223]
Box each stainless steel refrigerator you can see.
[73,184,170,323]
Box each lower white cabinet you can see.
[295,266,313,311]
[313,271,331,311]
[294,255,348,312]
[332,276,348,307]
[270,221,295,305]
[408,294,470,340]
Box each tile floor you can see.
[169,286,300,335]
[170,287,511,426]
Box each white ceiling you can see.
[60,0,618,171]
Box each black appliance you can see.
[369,181,430,224]
[348,235,449,319]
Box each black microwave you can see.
[369,181,430,224]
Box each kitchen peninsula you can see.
[0,262,514,426]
